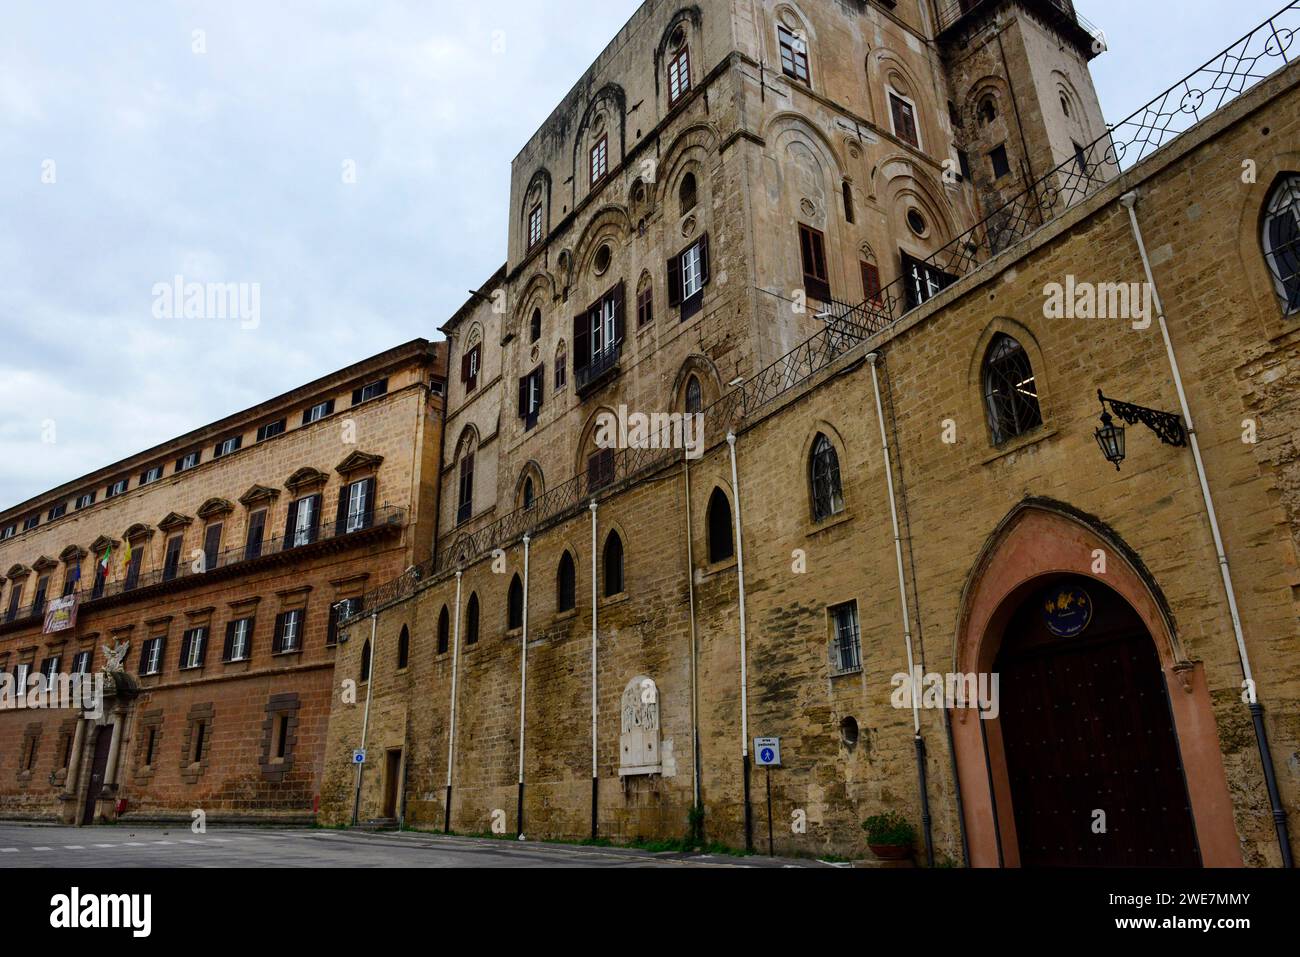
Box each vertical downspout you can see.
[517,535,531,838]
[726,432,753,852]
[683,454,702,828]
[444,570,463,833]
[351,611,378,826]
[589,501,599,840]
[867,353,934,866]
[1121,190,1293,868]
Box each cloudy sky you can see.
[0,0,1289,508]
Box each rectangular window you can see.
[139,466,162,486]
[14,662,30,690]
[144,728,157,767]
[180,627,206,670]
[40,656,59,682]
[457,453,474,525]
[141,637,164,676]
[245,509,267,560]
[799,223,831,302]
[276,609,304,654]
[861,261,882,304]
[224,618,253,662]
[461,344,481,394]
[175,451,199,473]
[291,495,320,548]
[105,478,128,498]
[275,715,289,759]
[668,47,691,106]
[590,135,608,186]
[957,148,972,182]
[202,523,222,572]
[528,205,543,250]
[990,144,1011,179]
[213,435,242,458]
[344,479,373,533]
[256,419,286,442]
[23,515,39,532]
[303,399,334,425]
[48,502,67,521]
[327,598,357,647]
[518,366,544,430]
[555,352,567,390]
[637,284,653,328]
[163,535,183,582]
[667,234,710,322]
[73,650,92,674]
[33,576,49,614]
[889,92,919,149]
[192,721,206,763]
[778,26,810,83]
[1,525,14,540]
[352,378,388,405]
[901,251,958,310]
[829,601,862,676]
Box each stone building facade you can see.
[321,0,1300,868]
[0,340,445,824]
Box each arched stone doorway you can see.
[995,576,1198,866]
[950,501,1242,867]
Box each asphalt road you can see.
[0,824,833,868]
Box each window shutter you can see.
[361,477,375,526]
[351,387,363,405]
[273,613,285,654]
[573,313,590,370]
[518,376,529,417]
[178,633,190,668]
[614,282,626,343]
[534,368,544,411]
[223,622,235,661]
[301,408,311,426]
[699,234,711,286]
[327,605,339,646]
[460,351,470,383]
[284,500,299,544]
[667,253,683,306]
[175,456,185,472]
[335,485,349,534]
[197,629,208,666]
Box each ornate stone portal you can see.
[618,675,660,776]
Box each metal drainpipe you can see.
[351,611,378,826]
[726,432,754,852]
[589,500,599,840]
[1121,190,1293,868]
[444,570,463,834]
[683,453,702,827]
[517,535,530,838]
[867,353,934,867]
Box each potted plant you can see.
[862,812,916,860]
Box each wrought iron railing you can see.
[342,3,1300,623]
[936,0,1100,42]
[0,506,407,627]
[576,342,623,394]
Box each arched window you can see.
[437,605,450,654]
[603,531,624,597]
[397,625,410,670]
[706,487,734,563]
[667,26,691,106]
[522,476,535,510]
[1060,93,1071,118]
[507,574,524,630]
[685,375,703,414]
[555,342,568,390]
[1263,174,1300,313]
[810,433,844,522]
[360,638,371,682]
[679,172,697,214]
[983,333,1043,444]
[530,308,542,343]
[557,551,576,612]
[466,593,480,645]
[977,95,997,126]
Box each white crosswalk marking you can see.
[124,842,146,846]
[180,839,203,845]
[32,846,51,851]
[62,845,84,850]
[0,848,16,853]
[152,840,174,845]
[93,843,116,848]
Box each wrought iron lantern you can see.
[1094,390,1186,471]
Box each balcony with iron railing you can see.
[0,505,407,631]
[340,3,1300,625]
[936,0,1102,55]
[575,342,622,395]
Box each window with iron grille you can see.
[889,92,919,148]
[982,333,1043,445]
[1263,174,1300,314]
[668,46,691,106]
[810,433,844,522]
[829,601,862,676]
[777,25,810,83]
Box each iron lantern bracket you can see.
[1097,390,1187,448]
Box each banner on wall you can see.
[42,595,79,635]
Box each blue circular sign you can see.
[1042,584,1093,638]
[760,748,775,763]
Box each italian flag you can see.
[99,543,112,572]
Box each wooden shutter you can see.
[284,500,299,544]
[518,375,530,417]
[667,253,683,306]
[272,613,286,654]
[197,628,208,666]
[862,262,882,303]
[699,234,711,286]
[360,477,375,527]
[223,622,235,661]
[351,387,363,405]
[573,313,590,370]
[336,486,349,534]
[460,350,470,383]
[178,632,190,668]
[613,282,626,343]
